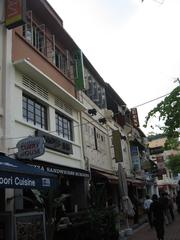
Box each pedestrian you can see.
[143,195,153,228]
[167,193,175,221]
[159,192,172,225]
[176,190,180,214]
[150,194,165,240]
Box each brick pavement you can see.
[127,211,180,240]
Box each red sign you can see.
[131,108,139,128]
[5,0,26,29]
[16,136,45,160]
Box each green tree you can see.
[144,79,180,149]
[166,154,180,176]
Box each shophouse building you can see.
[148,134,178,195]
[0,0,89,238]
[79,56,120,208]
[104,84,148,222]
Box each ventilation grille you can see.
[22,75,49,100]
[55,97,72,115]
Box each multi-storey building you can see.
[0,0,153,238]
[148,134,178,195]
[80,55,120,208]
[0,1,89,238]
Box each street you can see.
[128,211,180,240]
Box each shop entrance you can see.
[0,212,12,240]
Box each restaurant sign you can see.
[36,130,73,155]
[0,172,51,189]
[5,0,26,29]
[131,108,140,128]
[16,136,45,160]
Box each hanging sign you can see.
[5,0,26,29]
[16,136,45,160]
[131,108,140,128]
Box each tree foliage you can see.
[166,154,180,176]
[144,80,180,149]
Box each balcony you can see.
[12,10,77,97]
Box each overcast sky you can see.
[47,0,180,135]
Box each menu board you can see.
[15,212,46,240]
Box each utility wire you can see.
[132,92,170,108]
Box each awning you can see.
[92,169,118,184]
[0,153,57,189]
[127,178,145,187]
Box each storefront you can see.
[90,168,119,208]
[23,159,90,212]
[127,178,146,224]
[0,152,57,240]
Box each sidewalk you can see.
[127,211,180,240]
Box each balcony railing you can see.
[22,11,74,81]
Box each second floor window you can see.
[55,48,67,75]
[23,95,47,130]
[55,112,73,141]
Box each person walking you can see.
[144,195,153,228]
[167,193,175,221]
[150,194,165,240]
[176,190,180,214]
[159,192,172,225]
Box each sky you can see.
[47,0,180,135]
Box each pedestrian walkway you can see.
[128,212,180,240]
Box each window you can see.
[23,95,47,129]
[55,48,67,74]
[55,112,73,140]
[23,23,45,54]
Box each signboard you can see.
[30,163,90,178]
[112,130,123,162]
[0,172,51,189]
[131,108,140,128]
[131,146,141,171]
[5,0,26,30]
[74,49,85,90]
[15,212,46,240]
[36,130,73,155]
[16,136,45,160]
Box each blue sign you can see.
[0,153,57,189]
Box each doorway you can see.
[0,212,12,240]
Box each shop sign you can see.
[0,172,51,189]
[36,130,73,155]
[16,136,45,160]
[131,146,141,171]
[30,164,90,178]
[131,108,139,128]
[112,130,123,162]
[5,0,26,29]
